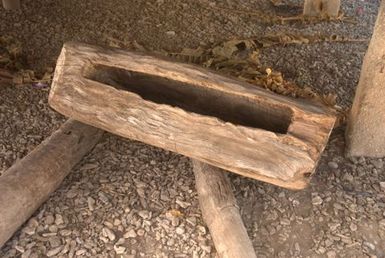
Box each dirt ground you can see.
[1,0,385,257]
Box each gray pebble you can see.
[328,161,339,169]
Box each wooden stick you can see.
[49,42,336,189]
[0,119,103,247]
[193,160,257,258]
[2,0,20,10]
[303,0,340,17]
[346,0,385,157]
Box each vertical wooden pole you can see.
[2,0,20,10]
[193,160,257,258]
[303,0,340,17]
[346,0,385,157]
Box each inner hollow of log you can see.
[84,64,293,133]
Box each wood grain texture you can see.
[0,119,103,248]
[346,0,385,157]
[193,160,257,258]
[49,42,336,189]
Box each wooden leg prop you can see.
[346,0,385,157]
[0,119,103,247]
[303,0,340,17]
[193,160,257,258]
[2,0,20,10]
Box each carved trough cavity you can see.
[49,42,336,189]
[84,64,292,134]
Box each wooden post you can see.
[0,120,103,247]
[346,0,385,157]
[2,0,20,10]
[193,160,257,258]
[48,42,336,190]
[303,0,340,17]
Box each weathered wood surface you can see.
[2,0,20,10]
[303,0,340,17]
[346,0,385,157]
[193,160,257,258]
[49,42,336,189]
[0,119,103,248]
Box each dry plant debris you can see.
[0,36,52,87]
[165,34,362,125]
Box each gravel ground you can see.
[1,0,385,257]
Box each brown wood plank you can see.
[49,42,336,189]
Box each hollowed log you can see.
[49,42,336,189]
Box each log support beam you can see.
[2,0,20,10]
[193,160,257,258]
[0,120,103,247]
[303,0,340,17]
[346,0,385,157]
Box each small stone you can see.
[45,215,55,225]
[186,217,197,226]
[46,246,62,257]
[59,229,72,236]
[14,245,25,253]
[66,190,78,198]
[317,246,326,254]
[49,236,62,248]
[327,250,337,258]
[114,245,126,254]
[380,182,385,190]
[124,229,137,238]
[197,225,206,235]
[138,210,151,220]
[113,219,122,226]
[137,229,145,237]
[328,161,338,169]
[49,225,58,233]
[21,249,32,258]
[87,197,95,211]
[103,227,116,241]
[312,196,323,206]
[176,199,191,208]
[350,223,357,231]
[75,249,87,256]
[371,159,383,169]
[343,173,354,182]
[201,245,211,253]
[167,238,175,246]
[175,226,185,235]
[363,241,376,251]
[166,31,176,36]
[280,218,290,226]
[55,214,64,225]
[22,226,36,235]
